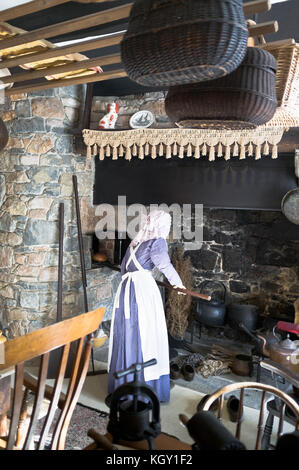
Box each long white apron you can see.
[107,244,170,382]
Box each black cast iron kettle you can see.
[107,358,161,449]
[195,280,227,327]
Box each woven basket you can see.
[121,0,248,87]
[165,47,278,129]
[261,41,299,128]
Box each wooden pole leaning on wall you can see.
[72,175,95,374]
[72,175,106,377]
[57,203,64,323]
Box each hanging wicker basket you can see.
[121,0,248,87]
[165,47,278,129]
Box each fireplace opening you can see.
[91,230,132,267]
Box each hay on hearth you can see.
[196,357,231,378]
[166,247,192,340]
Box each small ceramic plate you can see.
[129,110,155,129]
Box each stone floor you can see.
[92,327,292,410]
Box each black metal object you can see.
[72,175,108,376]
[238,322,264,353]
[237,322,265,382]
[186,411,246,450]
[73,176,89,312]
[48,203,72,379]
[57,203,64,322]
[194,280,226,327]
[72,175,96,375]
[94,153,298,211]
[227,304,259,332]
[107,359,161,450]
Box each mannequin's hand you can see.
[173,285,187,295]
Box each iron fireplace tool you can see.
[107,359,161,450]
[47,203,72,378]
[72,175,104,376]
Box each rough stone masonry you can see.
[0,85,119,339]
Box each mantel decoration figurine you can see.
[129,110,155,129]
[98,103,119,129]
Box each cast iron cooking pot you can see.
[227,303,259,332]
[195,280,227,327]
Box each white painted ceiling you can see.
[0,0,31,11]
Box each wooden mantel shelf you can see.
[82,126,286,161]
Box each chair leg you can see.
[15,388,29,449]
[0,415,8,437]
[261,411,274,450]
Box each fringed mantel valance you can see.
[82,126,285,162]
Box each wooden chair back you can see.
[202,381,299,450]
[0,307,105,450]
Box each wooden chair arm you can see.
[23,372,66,410]
[87,429,118,450]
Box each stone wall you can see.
[182,209,299,321]
[0,86,118,338]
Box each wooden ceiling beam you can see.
[5,68,127,95]
[248,20,278,37]
[0,3,132,50]
[0,53,121,84]
[0,32,124,70]
[74,0,272,15]
[243,0,272,16]
[0,0,271,24]
[0,0,71,22]
[0,0,274,69]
